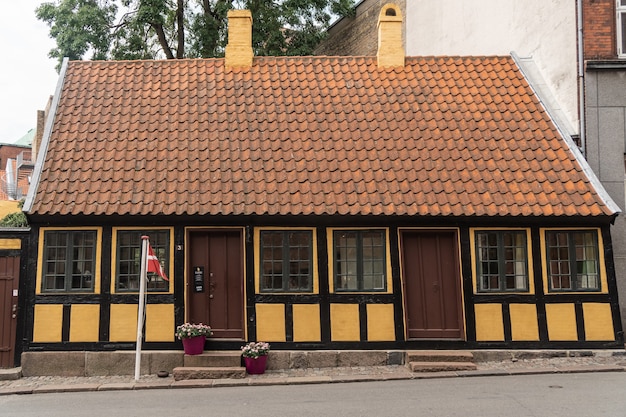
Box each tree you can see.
[36,0,355,69]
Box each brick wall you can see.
[315,0,406,56]
[583,0,616,59]
[0,145,29,172]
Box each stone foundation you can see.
[20,350,405,377]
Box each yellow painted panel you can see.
[256,304,286,342]
[545,304,578,341]
[0,238,21,250]
[474,304,504,341]
[293,304,321,342]
[330,304,360,341]
[583,303,615,341]
[509,304,539,341]
[33,304,63,342]
[109,304,138,342]
[146,304,175,342]
[69,304,100,342]
[367,304,395,341]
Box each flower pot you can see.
[182,335,206,355]
[244,355,268,374]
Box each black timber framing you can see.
[21,214,624,352]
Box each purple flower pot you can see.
[244,355,268,374]
[182,335,205,355]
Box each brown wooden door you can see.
[0,256,20,368]
[401,231,464,339]
[187,231,244,339]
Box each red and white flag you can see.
[147,243,169,281]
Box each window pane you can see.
[336,231,358,290]
[547,230,600,292]
[260,230,312,292]
[476,231,528,292]
[334,230,386,292]
[42,230,96,293]
[116,230,169,292]
[361,231,385,291]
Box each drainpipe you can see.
[577,0,586,156]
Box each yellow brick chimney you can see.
[377,3,404,68]
[225,9,253,69]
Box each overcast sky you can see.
[1,1,59,144]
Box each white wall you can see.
[406,0,579,131]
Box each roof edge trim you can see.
[511,52,621,216]
[24,57,69,213]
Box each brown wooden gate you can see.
[187,230,244,339]
[401,230,464,339]
[0,256,20,368]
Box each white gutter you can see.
[577,0,586,156]
[23,57,69,213]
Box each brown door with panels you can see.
[187,230,244,339]
[0,256,20,368]
[401,231,464,339]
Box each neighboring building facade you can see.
[0,120,40,368]
[16,6,624,365]
[0,141,33,201]
[0,228,29,368]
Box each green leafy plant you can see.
[241,341,270,358]
[175,322,213,339]
[0,200,28,227]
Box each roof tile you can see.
[29,56,615,218]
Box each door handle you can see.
[12,304,17,318]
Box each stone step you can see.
[182,351,243,368]
[408,361,477,373]
[406,350,474,363]
[173,366,246,381]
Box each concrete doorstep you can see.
[0,367,21,381]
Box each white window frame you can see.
[618,0,626,57]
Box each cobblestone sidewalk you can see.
[2,351,626,395]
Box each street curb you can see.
[0,365,625,396]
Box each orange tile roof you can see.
[27,56,616,217]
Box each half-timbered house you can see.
[20,5,623,363]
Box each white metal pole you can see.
[134,236,149,381]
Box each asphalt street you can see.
[1,372,625,417]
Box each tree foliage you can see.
[0,200,28,228]
[36,0,355,69]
